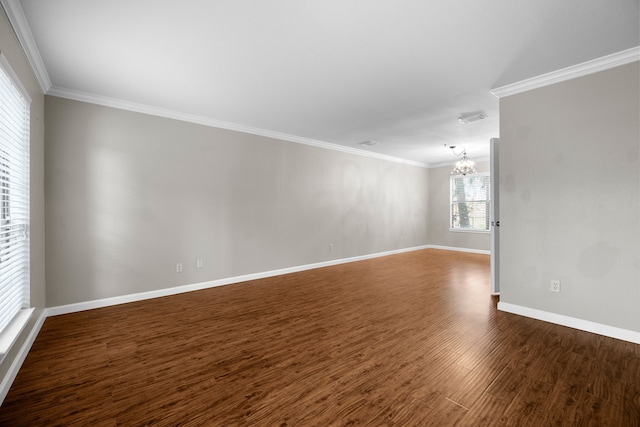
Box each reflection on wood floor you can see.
[1,249,639,426]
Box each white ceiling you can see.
[8,0,640,166]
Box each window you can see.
[450,173,490,232]
[0,53,31,349]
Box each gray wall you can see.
[0,8,46,379]
[499,62,640,332]
[45,96,429,306]
[427,161,491,252]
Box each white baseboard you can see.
[497,302,640,344]
[0,310,46,404]
[5,250,636,407]
[426,245,491,255]
[47,245,431,317]
[2,246,433,405]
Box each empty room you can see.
[0,0,639,425]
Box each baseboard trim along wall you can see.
[47,245,435,317]
[497,302,640,345]
[10,247,638,404]
[426,245,491,255]
[0,310,47,404]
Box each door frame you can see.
[490,138,500,295]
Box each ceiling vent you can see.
[358,140,379,147]
[458,111,487,124]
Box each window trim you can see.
[0,52,32,362]
[0,54,31,105]
[449,172,491,234]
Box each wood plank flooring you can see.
[1,249,639,426]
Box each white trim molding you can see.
[0,52,32,104]
[46,86,428,169]
[47,245,431,317]
[0,308,34,362]
[498,302,640,345]
[427,245,490,255]
[2,0,427,169]
[491,46,640,98]
[0,310,46,404]
[0,0,51,93]
[1,245,430,404]
[45,245,492,317]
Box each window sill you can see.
[449,228,491,234]
[0,308,34,363]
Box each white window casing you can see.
[450,173,491,233]
[0,52,31,360]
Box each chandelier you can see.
[449,147,477,176]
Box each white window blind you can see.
[450,173,490,232]
[0,54,30,335]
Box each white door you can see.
[490,138,500,295]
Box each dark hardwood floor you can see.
[1,249,639,426]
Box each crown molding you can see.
[0,0,51,93]
[491,46,640,98]
[47,86,429,168]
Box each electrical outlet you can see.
[550,280,561,293]
[176,263,183,273]
[196,258,203,269]
[329,243,334,251]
